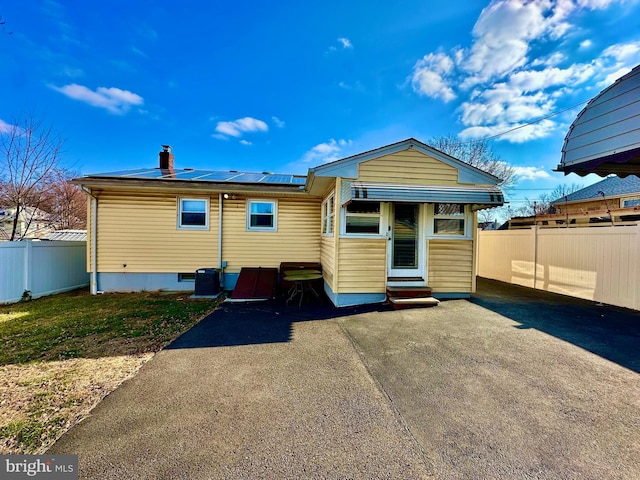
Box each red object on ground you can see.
[231,267,278,300]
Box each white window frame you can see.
[178,197,209,230]
[427,203,471,239]
[322,193,335,236]
[340,201,387,238]
[246,199,278,232]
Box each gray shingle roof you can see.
[552,175,640,204]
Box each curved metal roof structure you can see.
[557,64,640,177]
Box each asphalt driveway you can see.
[50,279,640,479]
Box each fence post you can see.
[533,226,538,290]
[24,240,33,295]
[636,224,640,310]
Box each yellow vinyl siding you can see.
[321,236,335,289]
[337,238,386,293]
[222,196,321,271]
[428,239,474,292]
[357,150,459,185]
[96,191,219,272]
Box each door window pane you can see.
[393,203,418,268]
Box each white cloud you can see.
[214,117,268,138]
[300,139,352,165]
[580,39,593,49]
[272,116,285,128]
[0,119,15,133]
[597,67,632,87]
[531,52,566,67]
[602,40,640,61]
[130,46,147,58]
[409,0,636,144]
[411,53,456,102]
[239,139,252,146]
[50,83,144,114]
[337,37,353,49]
[458,119,558,143]
[512,165,552,180]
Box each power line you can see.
[457,99,590,144]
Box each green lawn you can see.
[0,289,219,454]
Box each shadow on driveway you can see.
[166,300,390,349]
[472,277,640,373]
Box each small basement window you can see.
[433,203,466,236]
[178,273,196,282]
[247,200,277,231]
[178,198,209,229]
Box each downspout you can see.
[82,187,98,295]
[218,193,224,288]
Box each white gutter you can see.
[82,187,98,295]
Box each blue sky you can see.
[2,0,640,214]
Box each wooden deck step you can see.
[388,296,440,308]
[386,286,432,297]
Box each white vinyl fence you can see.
[477,225,640,311]
[0,240,89,304]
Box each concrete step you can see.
[388,296,440,309]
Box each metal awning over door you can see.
[341,181,504,210]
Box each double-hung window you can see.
[322,194,335,235]
[343,201,382,235]
[247,199,277,231]
[433,203,466,236]
[178,198,209,229]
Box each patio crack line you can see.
[336,320,434,475]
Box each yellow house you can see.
[74,139,504,307]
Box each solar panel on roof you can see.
[263,174,290,183]
[190,171,236,181]
[86,168,307,185]
[90,169,156,177]
[233,172,265,183]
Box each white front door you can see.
[387,203,425,284]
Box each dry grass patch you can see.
[0,289,219,454]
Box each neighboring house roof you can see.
[0,206,51,221]
[42,230,87,241]
[557,64,640,177]
[551,175,640,204]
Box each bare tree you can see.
[518,183,583,217]
[428,134,517,190]
[40,168,87,230]
[0,114,64,240]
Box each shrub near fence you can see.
[477,225,640,311]
[0,240,89,304]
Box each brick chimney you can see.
[159,145,174,170]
